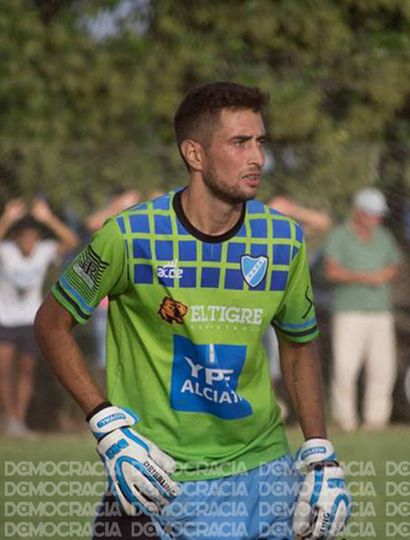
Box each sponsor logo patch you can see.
[73,246,109,290]
[240,255,268,288]
[189,305,263,325]
[170,335,252,419]
[158,297,188,324]
[97,413,126,428]
[157,259,183,280]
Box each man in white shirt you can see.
[0,198,79,436]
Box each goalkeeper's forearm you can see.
[34,293,105,415]
[278,338,327,439]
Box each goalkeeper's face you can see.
[200,108,267,205]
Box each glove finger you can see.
[150,445,177,474]
[293,500,313,537]
[136,432,177,474]
[311,505,333,539]
[131,489,161,516]
[121,461,171,508]
[141,457,180,498]
[101,449,179,501]
[111,478,160,516]
[328,495,351,537]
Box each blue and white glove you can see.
[293,438,351,539]
[87,403,180,516]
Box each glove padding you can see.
[88,404,180,516]
[293,438,351,539]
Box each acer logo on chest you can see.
[157,260,183,279]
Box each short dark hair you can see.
[11,217,42,237]
[174,81,269,165]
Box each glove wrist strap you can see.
[295,438,336,471]
[85,401,112,423]
[88,404,139,440]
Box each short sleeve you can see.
[323,227,344,263]
[272,236,319,343]
[52,218,128,324]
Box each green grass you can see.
[1,427,410,539]
[1,435,98,540]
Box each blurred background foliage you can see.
[1,0,410,223]
[1,0,410,431]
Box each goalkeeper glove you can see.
[87,403,180,516]
[293,438,351,539]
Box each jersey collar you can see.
[172,188,246,244]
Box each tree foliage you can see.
[1,0,409,219]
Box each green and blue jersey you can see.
[52,189,318,480]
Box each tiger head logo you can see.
[158,297,188,324]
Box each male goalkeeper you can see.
[35,81,351,540]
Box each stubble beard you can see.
[203,167,255,205]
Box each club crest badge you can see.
[240,255,268,288]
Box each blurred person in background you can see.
[84,189,140,376]
[146,190,166,201]
[268,195,332,238]
[84,189,140,233]
[0,198,79,437]
[324,187,401,431]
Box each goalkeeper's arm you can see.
[278,337,326,440]
[34,293,105,415]
[278,337,351,538]
[34,294,180,516]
